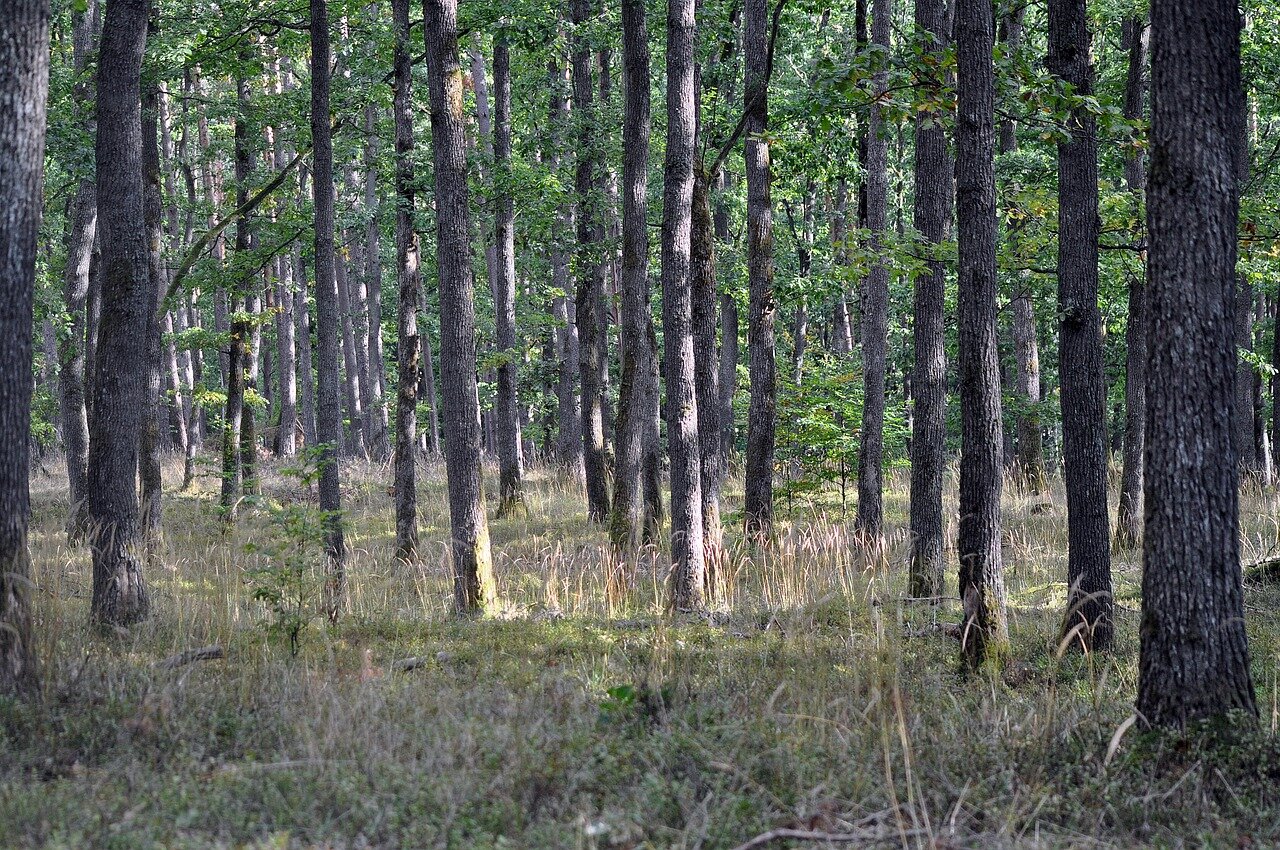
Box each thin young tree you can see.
[571,0,612,522]
[855,0,891,541]
[88,0,151,626]
[908,0,950,599]
[492,33,526,516]
[742,0,777,539]
[663,0,706,608]
[310,0,347,619]
[423,0,498,614]
[140,77,165,546]
[1048,0,1113,651]
[1115,17,1148,549]
[611,0,661,551]
[392,0,420,560]
[954,0,1007,667]
[0,0,50,694]
[1137,0,1257,727]
[59,0,100,541]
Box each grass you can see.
[4,455,1280,848]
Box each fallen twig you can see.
[153,645,225,670]
[729,826,927,850]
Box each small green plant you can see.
[243,447,332,656]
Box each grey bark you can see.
[424,0,497,614]
[1115,17,1148,549]
[908,0,950,600]
[140,78,164,546]
[742,0,777,539]
[955,0,1007,666]
[363,104,392,461]
[855,0,891,540]
[88,0,151,627]
[0,0,49,694]
[492,36,526,515]
[1138,0,1257,727]
[310,0,348,620]
[572,0,612,523]
[611,0,662,551]
[1049,0,1113,651]
[392,0,419,559]
[662,0,706,608]
[59,0,99,539]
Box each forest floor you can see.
[4,456,1280,849]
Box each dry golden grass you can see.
[3,453,1280,848]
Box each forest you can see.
[3,0,1280,845]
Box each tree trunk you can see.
[0,0,49,694]
[571,0,612,523]
[310,0,347,620]
[717,167,738,466]
[662,0,706,608]
[424,0,497,615]
[855,0,891,541]
[1138,0,1257,727]
[88,0,151,627]
[491,36,526,515]
[908,0,950,600]
[1115,17,1148,550]
[418,288,442,456]
[140,77,164,547]
[59,0,99,541]
[611,0,660,551]
[295,166,318,448]
[1049,0,1114,651]
[336,229,368,459]
[391,0,419,559]
[742,0,777,539]
[954,0,1007,667]
[362,103,392,461]
[692,164,724,581]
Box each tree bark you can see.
[908,0,950,600]
[611,0,661,551]
[391,0,419,559]
[1049,0,1113,651]
[1115,17,1148,550]
[140,77,164,547]
[363,103,392,461]
[693,163,724,580]
[336,228,368,459]
[662,0,706,608]
[571,0,612,523]
[295,165,318,448]
[424,0,497,615]
[59,0,99,540]
[954,0,1007,667]
[88,0,151,627]
[492,36,526,515]
[742,0,777,540]
[310,0,347,620]
[0,0,49,694]
[855,0,891,541]
[1138,0,1257,727]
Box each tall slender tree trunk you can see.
[88,0,151,627]
[1049,0,1113,651]
[424,0,497,614]
[611,0,660,551]
[491,36,526,515]
[418,290,442,456]
[662,0,706,608]
[0,0,50,694]
[908,0,950,599]
[336,229,368,458]
[362,104,392,461]
[742,0,777,539]
[954,0,1007,667]
[140,77,164,546]
[571,0,612,523]
[692,164,724,579]
[295,165,318,448]
[1138,0,1256,727]
[855,0,891,541]
[717,168,738,465]
[1115,17,1148,549]
[310,0,347,620]
[60,0,100,540]
[391,0,419,559]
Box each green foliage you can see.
[242,448,334,656]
